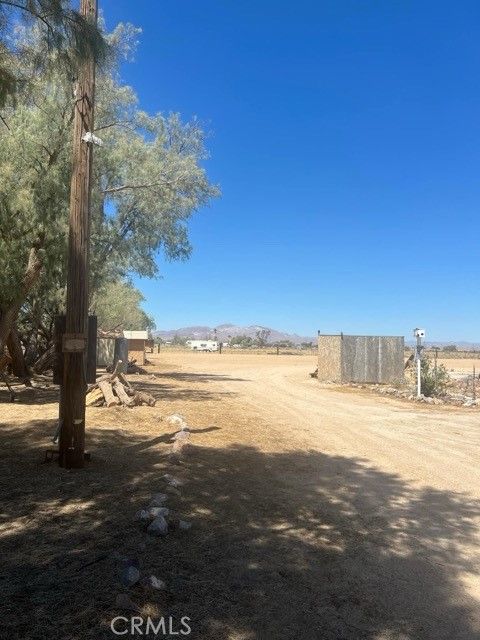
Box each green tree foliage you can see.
[254,328,271,347]
[273,340,294,349]
[0,22,219,363]
[0,0,107,106]
[91,280,154,332]
[300,341,313,350]
[443,345,458,352]
[230,335,254,348]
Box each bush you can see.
[420,356,450,397]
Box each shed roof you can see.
[123,330,148,340]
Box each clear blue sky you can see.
[102,0,480,342]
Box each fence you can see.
[318,334,405,384]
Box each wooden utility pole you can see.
[59,0,98,468]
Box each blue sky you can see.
[102,0,480,341]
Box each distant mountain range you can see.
[152,324,315,345]
[408,341,480,350]
[152,325,480,349]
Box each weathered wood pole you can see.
[59,0,98,468]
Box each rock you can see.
[135,509,151,522]
[424,397,434,404]
[179,520,192,531]
[148,506,169,518]
[173,429,191,441]
[121,565,140,587]
[115,593,140,612]
[149,493,168,507]
[163,474,184,487]
[147,515,168,536]
[143,575,166,591]
[166,414,187,428]
[119,558,140,587]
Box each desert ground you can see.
[436,357,480,380]
[1,351,480,639]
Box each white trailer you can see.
[187,340,218,352]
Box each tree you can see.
[301,341,313,350]
[443,345,458,352]
[230,335,254,348]
[255,328,271,347]
[0,23,219,371]
[91,280,155,332]
[0,0,106,106]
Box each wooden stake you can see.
[59,0,98,468]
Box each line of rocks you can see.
[348,383,479,407]
[114,414,193,613]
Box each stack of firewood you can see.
[106,358,146,375]
[86,361,156,408]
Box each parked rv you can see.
[188,340,218,352]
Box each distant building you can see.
[123,330,149,365]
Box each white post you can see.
[416,345,421,398]
[414,329,425,398]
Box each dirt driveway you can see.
[1,351,480,639]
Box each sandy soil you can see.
[1,352,480,639]
[437,357,480,380]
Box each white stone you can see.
[163,474,184,487]
[145,575,166,590]
[166,414,187,428]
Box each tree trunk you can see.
[32,344,57,374]
[0,241,43,356]
[6,327,30,384]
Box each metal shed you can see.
[317,333,404,384]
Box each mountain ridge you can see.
[152,324,315,345]
[152,325,480,349]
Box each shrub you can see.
[420,356,450,397]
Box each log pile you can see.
[106,358,147,375]
[86,361,156,408]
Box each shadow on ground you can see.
[0,370,241,405]
[0,419,479,640]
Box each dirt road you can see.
[2,352,480,639]
[153,352,480,639]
